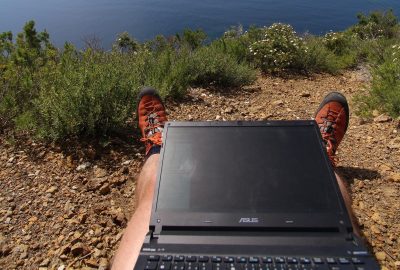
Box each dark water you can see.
[1,0,399,48]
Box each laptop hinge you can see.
[338,221,354,241]
[153,225,162,239]
[144,225,160,243]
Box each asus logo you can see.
[239,217,259,223]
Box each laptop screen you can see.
[156,124,341,214]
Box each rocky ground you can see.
[0,68,399,270]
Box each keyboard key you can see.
[162,255,173,262]
[199,263,211,270]
[274,257,285,264]
[186,256,197,262]
[326,258,336,264]
[287,257,298,264]
[175,256,185,262]
[329,266,354,270]
[212,263,224,270]
[198,256,209,263]
[226,264,240,270]
[237,257,247,263]
[299,265,313,270]
[172,262,185,270]
[242,263,252,270]
[224,257,235,263]
[145,262,159,270]
[338,258,349,264]
[351,258,364,264]
[299,257,311,264]
[261,257,273,264]
[313,258,323,264]
[211,256,222,263]
[313,265,329,270]
[159,262,172,270]
[148,255,161,261]
[355,267,367,270]
[249,257,259,263]
[187,262,199,270]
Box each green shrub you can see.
[211,37,249,63]
[248,23,307,73]
[356,38,399,64]
[323,31,356,56]
[0,21,55,126]
[212,25,267,64]
[189,45,256,87]
[33,49,142,138]
[143,47,192,98]
[296,36,341,74]
[351,10,399,39]
[113,31,139,53]
[178,29,207,50]
[356,44,400,117]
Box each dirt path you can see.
[1,69,399,269]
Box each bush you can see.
[248,23,307,73]
[356,44,400,117]
[296,36,341,74]
[189,45,256,87]
[351,10,399,39]
[323,31,356,56]
[143,47,192,98]
[178,29,207,50]
[356,38,399,64]
[113,31,139,53]
[0,21,55,126]
[211,37,249,63]
[33,49,143,138]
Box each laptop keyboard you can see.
[141,255,368,270]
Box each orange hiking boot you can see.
[314,92,349,167]
[137,87,168,156]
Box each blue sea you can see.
[1,0,399,48]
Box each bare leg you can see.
[334,171,361,237]
[112,154,159,270]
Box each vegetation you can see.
[1,10,399,140]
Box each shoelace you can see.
[319,109,340,167]
[140,99,164,146]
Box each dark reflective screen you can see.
[157,126,340,213]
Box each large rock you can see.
[272,100,284,106]
[98,258,108,270]
[76,162,91,171]
[70,242,89,257]
[99,183,111,195]
[374,114,392,123]
[388,173,400,182]
[46,186,58,194]
[94,167,107,178]
[375,251,386,260]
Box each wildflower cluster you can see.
[248,23,307,72]
[322,32,351,55]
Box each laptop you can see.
[134,121,379,270]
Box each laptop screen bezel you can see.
[149,121,353,232]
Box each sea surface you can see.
[1,0,400,48]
